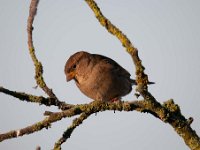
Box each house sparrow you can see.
[65,51,154,102]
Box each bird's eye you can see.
[72,64,76,69]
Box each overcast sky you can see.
[0,0,200,150]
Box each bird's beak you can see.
[66,71,75,82]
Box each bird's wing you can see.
[93,54,131,78]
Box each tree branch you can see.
[54,112,92,150]
[84,0,200,149]
[26,0,73,110]
[27,0,59,101]
[0,100,159,142]
[1,99,198,150]
[84,0,149,94]
[0,0,199,149]
[0,102,83,142]
[0,86,73,110]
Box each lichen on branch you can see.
[27,0,58,101]
[0,0,200,150]
[84,0,149,92]
[84,0,200,149]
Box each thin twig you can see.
[26,0,73,110]
[54,113,92,150]
[27,0,59,100]
[0,103,82,142]
[0,86,73,109]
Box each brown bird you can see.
[64,51,154,102]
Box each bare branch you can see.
[27,0,39,49]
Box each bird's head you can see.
[64,51,90,82]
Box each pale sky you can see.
[0,0,200,150]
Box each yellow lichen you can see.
[163,99,180,113]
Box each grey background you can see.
[0,0,200,149]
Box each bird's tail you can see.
[130,79,155,85]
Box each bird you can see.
[64,51,154,102]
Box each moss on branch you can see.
[0,86,73,109]
[0,92,200,149]
[54,112,91,150]
[84,0,149,90]
[27,1,59,101]
[84,0,200,149]
[0,0,200,150]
